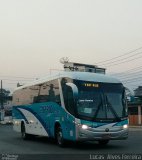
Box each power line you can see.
[104,54,142,67]
[121,77,142,82]
[100,51,142,66]
[123,80,142,85]
[123,80,142,84]
[122,79,142,83]
[112,71,142,79]
[108,65,142,76]
[1,79,33,82]
[128,84,142,87]
[122,80,141,85]
[96,46,142,64]
[0,76,35,80]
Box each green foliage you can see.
[0,89,11,103]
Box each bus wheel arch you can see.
[21,121,30,140]
[54,122,66,147]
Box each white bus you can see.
[12,71,128,146]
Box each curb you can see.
[0,121,6,124]
[129,126,142,128]
[129,126,142,131]
[0,121,12,125]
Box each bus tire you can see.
[55,125,66,147]
[98,140,109,145]
[21,123,30,140]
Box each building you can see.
[128,86,142,126]
[63,61,106,74]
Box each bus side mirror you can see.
[65,83,79,101]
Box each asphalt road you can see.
[0,125,142,160]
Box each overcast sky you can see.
[0,0,142,91]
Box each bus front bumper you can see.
[76,127,129,141]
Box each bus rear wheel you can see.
[55,126,66,147]
[21,123,30,140]
[98,140,109,145]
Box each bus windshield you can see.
[74,80,127,122]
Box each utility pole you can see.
[1,80,3,109]
[0,80,4,121]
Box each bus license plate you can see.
[102,134,111,139]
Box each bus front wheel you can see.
[55,126,66,147]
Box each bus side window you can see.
[48,80,61,105]
[32,83,48,103]
[62,85,75,115]
[30,79,61,105]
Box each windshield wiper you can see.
[94,101,103,119]
[94,94,104,120]
[105,94,121,121]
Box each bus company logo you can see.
[105,128,109,132]
[40,105,51,113]
[40,105,59,114]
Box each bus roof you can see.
[14,71,122,91]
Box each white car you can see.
[4,116,13,124]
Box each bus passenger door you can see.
[63,83,78,140]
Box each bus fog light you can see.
[123,124,128,129]
[82,125,88,130]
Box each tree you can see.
[0,88,11,109]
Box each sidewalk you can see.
[129,125,142,131]
[129,125,142,128]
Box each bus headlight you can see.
[14,120,20,125]
[82,124,88,130]
[123,124,128,129]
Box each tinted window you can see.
[61,78,75,115]
[33,79,61,104]
[13,79,61,105]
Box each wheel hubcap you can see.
[57,130,62,145]
[21,126,25,138]
[22,132,25,138]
